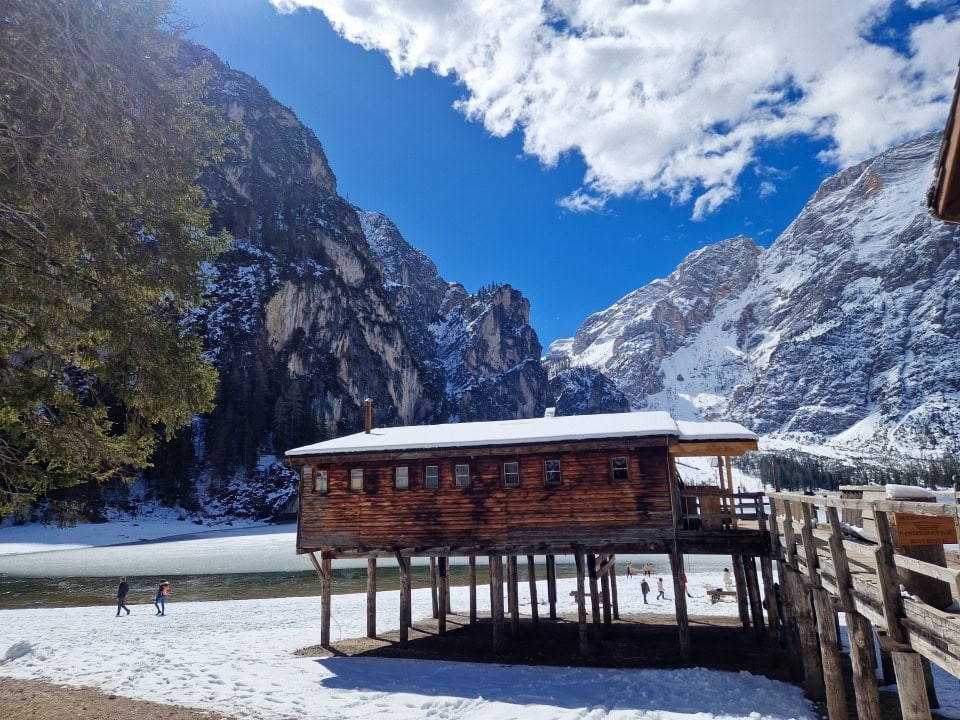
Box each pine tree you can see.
[0,0,229,515]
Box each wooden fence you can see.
[768,490,960,720]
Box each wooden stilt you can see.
[438,556,448,636]
[574,549,589,656]
[600,557,612,630]
[490,554,504,652]
[668,549,691,659]
[784,569,825,701]
[468,556,477,625]
[429,556,439,619]
[732,555,751,630]
[445,563,452,614]
[846,611,882,720]
[508,555,520,639]
[587,553,602,646]
[309,552,332,649]
[609,555,620,620]
[891,651,933,720]
[366,557,377,639]
[396,552,411,646]
[526,555,539,625]
[743,555,765,637]
[812,587,849,720]
[546,554,558,620]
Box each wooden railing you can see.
[768,490,960,680]
[677,488,769,530]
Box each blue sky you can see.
[177,0,959,346]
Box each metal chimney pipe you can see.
[364,398,373,434]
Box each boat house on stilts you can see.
[285,408,770,659]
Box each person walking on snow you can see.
[640,578,649,603]
[626,562,633,578]
[154,580,170,615]
[656,577,665,600]
[723,567,734,591]
[116,577,130,616]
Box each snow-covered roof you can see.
[285,411,757,457]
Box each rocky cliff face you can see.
[546,367,630,417]
[161,44,545,507]
[548,134,960,456]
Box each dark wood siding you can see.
[296,438,675,555]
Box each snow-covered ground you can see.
[2,522,959,719]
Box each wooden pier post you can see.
[743,556,765,637]
[600,559,612,630]
[490,554,505,652]
[587,553,602,645]
[609,555,620,620]
[546,554,558,620]
[366,557,377,639]
[526,555,539,625]
[732,555,751,630]
[668,549,691,659]
[468,556,477,625]
[397,553,411,646]
[430,556,439,619]
[438,556,448,636]
[783,568,825,701]
[309,552,332,649]
[508,554,520,639]
[847,611,883,720]
[812,587,849,720]
[574,549,589,656]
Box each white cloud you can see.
[271,0,960,217]
[759,181,777,198]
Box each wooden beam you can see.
[846,611,883,720]
[587,553,602,646]
[784,569,825,701]
[396,552,411,646]
[812,587,849,720]
[609,555,620,621]
[366,557,377,639]
[668,550,691,659]
[743,555,766,638]
[668,439,758,457]
[430,556,439,619]
[574,549,589,657]
[508,555,520,639]
[526,555,539,625]
[732,555,750,630]
[547,554,558,620]
[600,558,612,630]
[490,554,505,652]
[468,555,477,625]
[438,556,448,636]
[309,552,332,649]
[891,651,933,720]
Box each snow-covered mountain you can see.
[548,134,960,456]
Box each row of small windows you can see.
[303,457,630,493]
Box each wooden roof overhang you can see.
[668,437,759,457]
[930,60,960,223]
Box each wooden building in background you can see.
[286,409,768,657]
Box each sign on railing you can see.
[894,513,958,546]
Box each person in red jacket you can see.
[154,580,170,616]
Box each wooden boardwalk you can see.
[768,490,960,720]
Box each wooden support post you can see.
[526,555,539,625]
[430,556,439,619]
[587,553,602,646]
[783,569,826,701]
[437,556,448,636]
[846,611,883,720]
[366,557,377,639]
[309,552,332,649]
[468,556,477,625]
[546,554,558,620]
[668,549,691,659]
[396,552,411,646]
[574,549,589,656]
[757,498,779,641]
[508,555,520,639]
[743,555,765,637]
[732,555,751,630]
[812,587,849,720]
[609,555,620,620]
[600,557,613,630]
[782,500,798,569]
[445,565,452,614]
[490,554,504,652]
[799,502,820,586]
[778,560,806,682]
[891,651,933,720]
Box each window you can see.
[395,466,409,489]
[611,457,629,481]
[425,465,439,489]
[503,462,520,486]
[349,468,364,491]
[314,470,328,493]
[544,460,562,486]
[455,463,470,488]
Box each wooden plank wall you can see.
[297,442,674,553]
